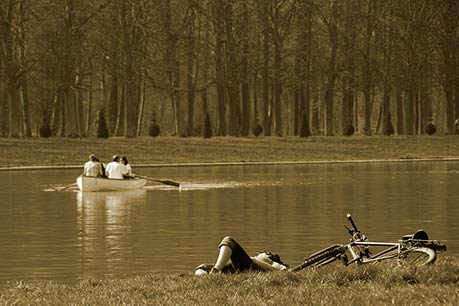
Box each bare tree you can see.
[434,0,459,134]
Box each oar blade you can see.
[159,180,180,187]
[138,176,180,188]
[58,182,78,191]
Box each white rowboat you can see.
[76,175,147,192]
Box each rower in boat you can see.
[121,156,133,178]
[105,155,128,179]
[83,154,103,177]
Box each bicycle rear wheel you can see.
[289,244,345,272]
[397,247,436,266]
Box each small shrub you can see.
[342,116,355,136]
[426,120,436,136]
[203,112,212,139]
[343,124,355,136]
[148,111,160,137]
[299,112,311,137]
[96,110,109,138]
[252,122,263,137]
[39,115,52,138]
[149,124,160,137]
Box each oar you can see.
[58,182,78,191]
[137,175,180,188]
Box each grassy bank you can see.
[0,257,458,306]
[1,135,459,168]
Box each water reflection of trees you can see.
[75,190,146,277]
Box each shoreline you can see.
[1,156,459,171]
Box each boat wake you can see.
[43,179,315,192]
[42,185,79,192]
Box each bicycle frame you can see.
[345,241,411,265]
[290,214,447,271]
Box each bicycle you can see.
[290,213,447,271]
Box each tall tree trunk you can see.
[294,1,312,136]
[363,0,375,136]
[18,1,31,137]
[273,45,282,136]
[240,0,250,137]
[382,89,391,135]
[75,68,85,137]
[419,85,432,134]
[86,65,93,135]
[115,83,125,136]
[61,0,79,137]
[186,0,196,136]
[0,66,7,136]
[225,0,241,136]
[212,0,226,136]
[125,63,140,137]
[0,4,6,136]
[381,0,393,136]
[20,74,32,137]
[59,92,66,137]
[342,0,357,134]
[312,91,320,134]
[122,0,141,138]
[253,35,261,128]
[375,102,383,134]
[201,12,211,132]
[396,90,404,134]
[137,68,146,136]
[108,73,119,135]
[50,93,60,136]
[261,1,271,136]
[325,1,339,136]
[4,1,21,137]
[7,78,21,137]
[405,88,416,135]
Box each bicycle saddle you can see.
[402,230,429,241]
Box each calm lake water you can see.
[0,162,458,283]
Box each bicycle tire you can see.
[397,247,436,266]
[289,244,345,272]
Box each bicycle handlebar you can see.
[347,213,359,232]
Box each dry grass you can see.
[0,256,458,305]
[1,135,459,168]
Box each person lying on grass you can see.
[195,236,288,275]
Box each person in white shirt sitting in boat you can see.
[121,156,134,178]
[105,155,128,179]
[83,154,103,177]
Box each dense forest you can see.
[1,0,458,138]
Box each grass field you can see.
[0,258,458,306]
[1,135,459,168]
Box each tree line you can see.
[1,0,459,138]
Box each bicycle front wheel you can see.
[397,247,436,266]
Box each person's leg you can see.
[213,245,233,270]
[212,236,252,273]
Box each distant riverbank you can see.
[1,135,458,169]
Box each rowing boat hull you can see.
[76,175,147,192]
